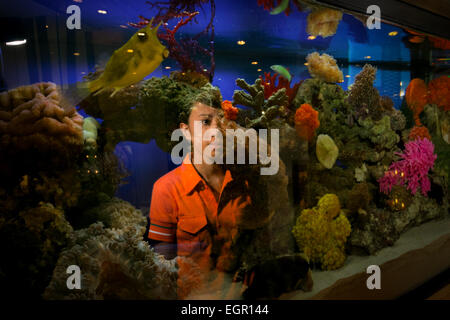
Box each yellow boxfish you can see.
[89,18,169,97]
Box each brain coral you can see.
[0,82,84,155]
[292,194,351,270]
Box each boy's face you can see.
[180,102,222,160]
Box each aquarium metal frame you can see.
[316,0,450,39]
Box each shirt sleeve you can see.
[148,179,178,242]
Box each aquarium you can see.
[0,0,449,301]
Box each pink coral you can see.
[378,138,437,196]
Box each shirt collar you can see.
[180,153,234,195]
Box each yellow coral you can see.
[306,52,343,83]
[307,8,343,38]
[292,194,351,270]
[317,193,341,220]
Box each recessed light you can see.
[388,31,398,36]
[237,40,246,45]
[73,52,80,56]
[308,35,316,40]
[251,61,258,65]
[165,66,171,69]
[6,39,27,46]
[127,49,134,53]
[257,69,262,72]
[98,10,107,14]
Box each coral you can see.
[428,75,450,112]
[316,134,339,169]
[292,194,351,270]
[306,7,343,38]
[140,76,222,152]
[358,115,400,151]
[221,100,239,121]
[170,70,210,88]
[43,222,184,299]
[0,82,84,157]
[390,109,406,132]
[232,78,288,129]
[83,117,100,148]
[294,103,320,141]
[350,194,445,255]
[317,193,340,220]
[408,125,431,141]
[0,202,73,297]
[259,72,301,105]
[385,185,413,212]
[131,5,216,81]
[378,138,437,196]
[306,52,343,83]
[347,64,383,121]
[405,78,428,124]
[346,182,372,214]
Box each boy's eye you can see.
[201,119,210,125]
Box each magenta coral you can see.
[378,138,437,196]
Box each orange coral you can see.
[409,125,431,141]
[221,100,239,121]
[294,103,320,141]
[405,78,428,125]
[428,76,450,112]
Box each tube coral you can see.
[291,194,351,270]
[306,52,343,83]
[294,103,320,141]
[378,138,437,196]
[428,75,450,112]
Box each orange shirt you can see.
[148,153,252,273]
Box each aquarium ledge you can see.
[280,216,450,299]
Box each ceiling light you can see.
[98,10,107,14]
[251,61,258,65]
[308,35,316,40]
[237,40,246,45]
[6,39,27,46]
[388,31,398,36]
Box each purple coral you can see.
[378,138,437,196]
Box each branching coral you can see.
[130,3,216,81]
[0,82,84,156]
[428,75,450,112]
[378,138,437,196]
[307,7,343,38]
[292,194,351,270]
[347,64,383,121]
[259,72,302,105]
[306,52,343,83]
[232,78,288,129]
[294,103,320,141]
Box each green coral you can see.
[292,194,351,270]
[232,78,288,129]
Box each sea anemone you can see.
[294,103,320,141]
